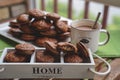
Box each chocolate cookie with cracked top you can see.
[4,50,28,62]
[46,12,60,21]
[64,54,83,63]
[57,42,77,54]
[35,37,58,47]
[15,43,35,56]
[17,14,31,24]
[28,9,45,19]
[55,21,69,33]
[36,50,54,63]
[31,20,52,31]
[44,41,59,55]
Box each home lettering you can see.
[33,67,62,74]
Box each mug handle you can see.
[98,29,110,46]
[89,53,111,75]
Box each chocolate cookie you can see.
[28,9,45,19]
[46,12,60,21]
[55,21,69,33]
[15,43,35,56]
[20,33,36,41]
[4,50,28,62]
[17,14,31,24]
[76,42,89,58]
[57,32,70,41]
[31,20,52,31]
[40,29,57,37]
[57,42,77,54]
[20,24,35,34]
[35,37,58,47]
[44,41,59,55]
[64,54,83,63]
[9,22,20,28]
[9,28,22,37]
[36,50,54,63]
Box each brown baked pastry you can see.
[15,43,35,56]
[35,37,58,47]
[4,50,28,62]
[44,41,59,55]
[17,14,31,24]
[28,9,45,19]
[31,20,52,31]
[57,42,77,54]
[76,42,89,58]
[39,29,57,37]
[57,32,70,41]
[20,24,35,34]
[9,28,22,37]
[20,33,36,41]
[36,50,54,63]
[55,21,69,33]
[64,54,83,63]
[46,12,60,21]
[9,21,20,28]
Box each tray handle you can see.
[0,67,5,72]
[89,53,111,76]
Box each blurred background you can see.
[0,0,120,57]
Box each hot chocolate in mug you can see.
[70,19,110,52]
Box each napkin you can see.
[96,29,120,57]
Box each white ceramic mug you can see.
[70,19,110,52]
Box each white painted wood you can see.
[0,48,95,78]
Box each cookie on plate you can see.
[20,33,36,41]
[35,37,58,47]
[9,28,22,38]
[28,9,45,19]
[55,21,69,33]
[9,22,20,28]
[17,14,31,24]
[31,20,52,31]
[46,12,60,21]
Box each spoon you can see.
[92,12,101,29]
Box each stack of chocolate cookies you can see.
[36,41,90,63]
[4,43,35,62]
[4,42,90,63]
[9,9,70,47]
